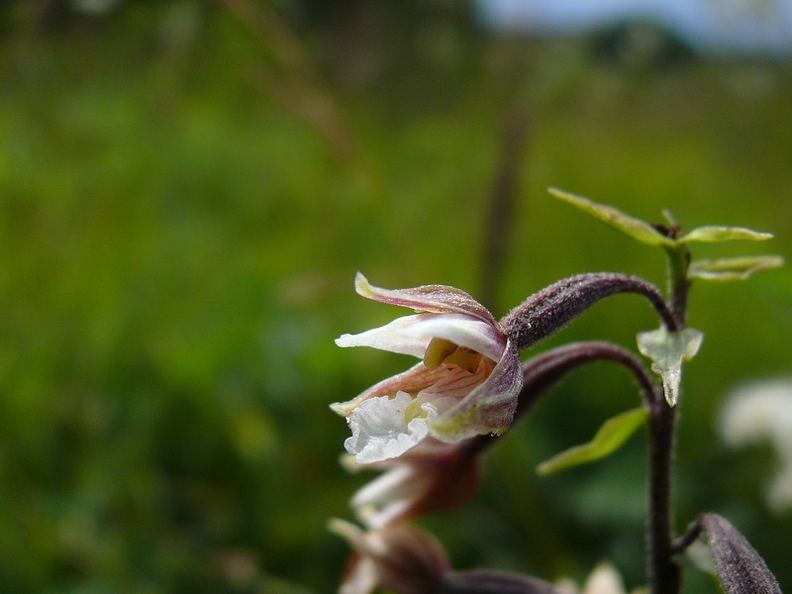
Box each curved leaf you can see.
[548,188,675,247]
[680,226,774,243]
[689,256,784,281]
[537,408,648,475]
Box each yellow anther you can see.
[423,337,459,368]
[423,338,484,374]
[442,347,484,374]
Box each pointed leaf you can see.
[700,513,782,594]
[637,327,703,407]
[689,256,784,281]
[537,408,648,475]
[548,187,675,247]
[680,226,773,243]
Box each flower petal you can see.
[352,465,422,529]
[429,338,523,441]
[340,557,379,594]
[330,363,449,416]
[354,273,498,326]
[336,314,432,358]
[344,392,454,464]
[337,312,505,364]
[400,314,505,361]
[349,437,483,529]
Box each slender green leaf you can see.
[680,226,774,243]
[637,327,703,407]
[537,408,648,475]
[548,187,675,247]
[688,256,784,281]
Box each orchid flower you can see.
[328,519,449,594]
[346,437,482,529]
[331,273,522,464]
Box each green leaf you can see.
[637,327,703,407]
[680,226,774,243]
[689,255,784,281]
[537,408,648,475]
[548,187,675,247]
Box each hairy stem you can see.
[500,273,679,352]
[461,341,657,459]
[648,243,691,594]
[648,398,681,594]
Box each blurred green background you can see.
[1,1,791,592]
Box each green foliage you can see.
[0,2,790,593]
[679,226,774,243]
[548,188,782,285]
[537,408,648,475]
[548,187,675,247]
[688,255,785,281]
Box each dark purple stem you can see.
[647,243,690,594]
[461,341,657,459]
[500,273,679,352]
[648,396,681,594]
[670,518,703,556]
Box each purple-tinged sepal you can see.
[329,519,450,594]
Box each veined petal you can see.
[422,365,491,400]
[330,363,450,416]
[354,273,498,326]
[429,338,523,441]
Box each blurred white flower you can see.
[553,562,645,594]
[582,562,628,594]
[720,378,792,512]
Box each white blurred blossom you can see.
[553,562,646,594]
[720,378,792,512]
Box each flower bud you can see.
[330,519,450,594]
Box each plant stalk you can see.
[647,243,690,594]
[648,396,681,594]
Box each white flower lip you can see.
[336,313,505,362]
[344,392,457,465]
